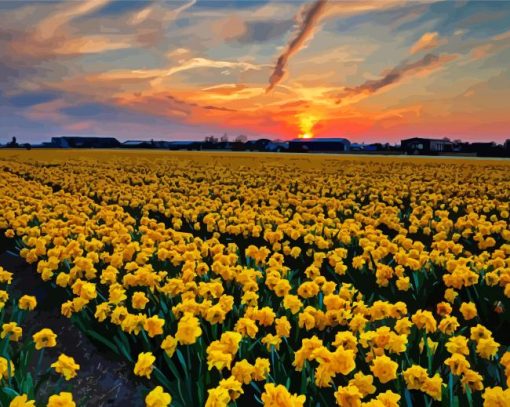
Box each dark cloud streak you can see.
[337,53,449,103]
[266,0,328,93]
[166,95,237,114]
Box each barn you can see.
[289,137,351,153]
[401,137,453,155]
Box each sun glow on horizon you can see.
[297,113,319,139]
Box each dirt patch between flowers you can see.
[0,251,146,407]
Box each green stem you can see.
[35,348,45,377]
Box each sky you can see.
[1,0,510,144]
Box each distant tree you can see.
[6,136,18,148]
[205,135,219,144]
[220,133,229,143]
[234,135,247,143]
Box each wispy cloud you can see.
[337,53,457,104]
[36,0,110,40]
[53,35,133,55]
[2,0,195,64]
[265,0,412,93]
[113,92,238,122]
[467,29,510,61]
[266,0,328,93]
[201,84,248,95]
[410,32,441,54]
[127,0,196,46]
[93,58,267,83]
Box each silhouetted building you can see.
[265,141,288,152]
[289,138,350,153]
[465,142,505,157]
[230,141,246,151]
[216,141,231,150]
[122,140,152,148]
[51,136,120,148]
[168,141,202,150]
[350,143,366,151]
[245,139,272,151]
[401,137,453,155]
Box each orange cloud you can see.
[53,35,133,55]
[64,121,95,131]
[3,0,196,64]
[374,105,423,121]
[410,32,441,54]
[468,29,510,61]
[201,84,249,95]
[36,0,110,40]
[212,15,247,41]
[23,99,70,124]
[114,92,238,121]
[324,0,407,18]
[93,58,266,83]
[128,0,196,27]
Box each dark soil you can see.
[0,251,146,407]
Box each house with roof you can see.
[400,137,453,155]
[51,136,120,148]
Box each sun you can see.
[296,113,319,139]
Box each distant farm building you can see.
[265,141,289,152]
[124,140,178,148]
[51,136,120,148]
[168,141,202,150]
[401,137,453,155]
[289,138,351,153]
[245,139,272,151]
[123,140,153,148]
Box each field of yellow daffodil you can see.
[0,150,509,407]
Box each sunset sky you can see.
[1,0,510,143]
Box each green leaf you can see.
[465,384,473,407]
[404,389,413,407]
[248,337,262,352]
[197,376,205,407]
[176,349,188,371]
[163,353,182,380]
[300,367,307,395]
[448,373,454,406]
[115,332,132,358]
[250,381,262,394]
[423,332,433,373]
[1,387,19,399]
[21,373,34,396]
[152,365,174,391]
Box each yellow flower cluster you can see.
[0,265,79,406]
[0,150,509,406]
